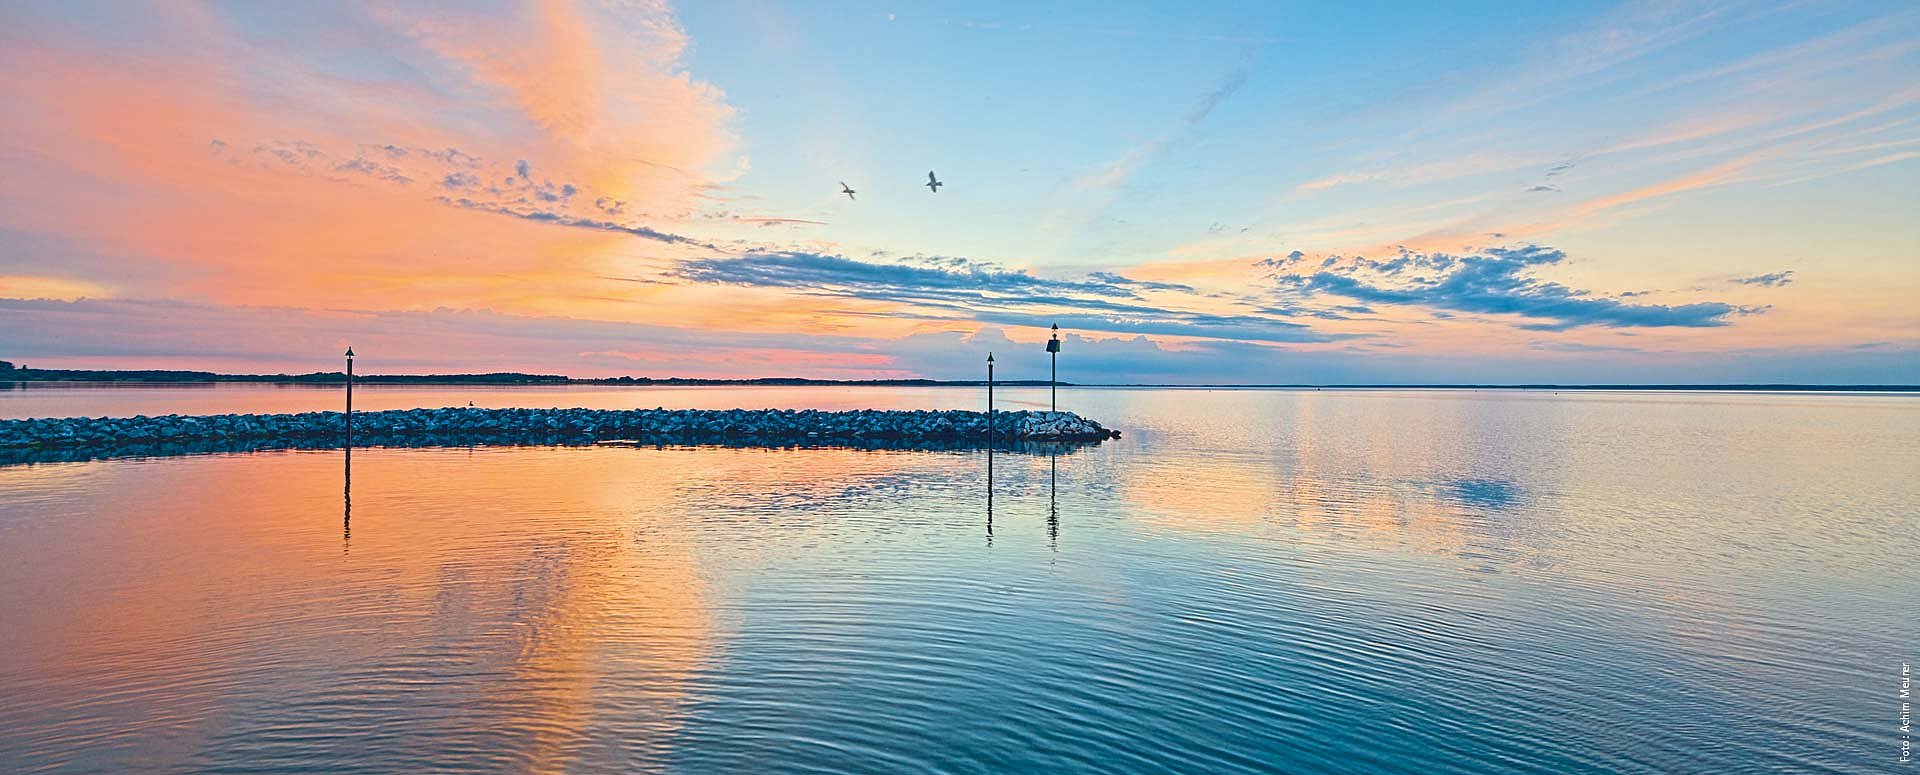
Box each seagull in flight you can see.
[840,181,856,200]
[925,171,943,193]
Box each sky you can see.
[0,0,1916,384]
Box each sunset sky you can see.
[1,0,1915,383]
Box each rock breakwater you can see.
[0,407,1121,451]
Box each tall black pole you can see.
[344,347,355,444]
[986,352,995,441]
[1047,323,1060,412]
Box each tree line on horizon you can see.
[0,362,1062,386]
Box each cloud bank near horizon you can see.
[672,251,1347,343]
[1264,246,1753,331]
[3,296,1912,386]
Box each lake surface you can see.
[1,386,1914,773]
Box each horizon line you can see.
[1,365,1916,392]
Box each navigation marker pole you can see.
[986,352,995,441]
[1046,323,1061,412]
[344,346,355,443]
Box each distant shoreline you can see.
[0,367,1913,391]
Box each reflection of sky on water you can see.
[1438,477,1524,510]
[0,388,1914,772]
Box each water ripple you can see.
[0,389,1912,773]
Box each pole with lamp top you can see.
[985,352,995,441]
[344,347,355,434]
[1045,324,1061,412]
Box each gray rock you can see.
[0,406,1121,449]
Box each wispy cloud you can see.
[1734,271,1794,287]
[1294,152,1544,194]
[1420,0,1757,125]
[216,139,721,246]
[709,215,830,227]
[677,252,1148,298]
[436,197,711,246]
[1570,153,1764,216]
[1076,61,1255,191]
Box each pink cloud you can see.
[0,0,739,315]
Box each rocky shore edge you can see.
[0,434,1105,467]
[0,407,1121,451]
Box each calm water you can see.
[0,386,1914,773]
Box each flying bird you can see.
[840,181,856,200]
[925,171,942,193]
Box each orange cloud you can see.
[1567,153,1763,218]
[0,275,111,301]
[0,0,740,319]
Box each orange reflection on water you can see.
[0,446,728,771]
[0,438,1009,771]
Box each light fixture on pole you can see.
[344,346,355,440]
[985,352,995,440]
[1045,323,1061,412]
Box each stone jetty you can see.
[0,407,1121,452]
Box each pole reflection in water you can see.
[1048,452,1058,549]
[984,443,994,546]
[985,351,995,547]
[342,435,351,553]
